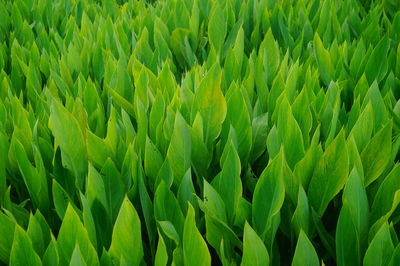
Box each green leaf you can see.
[87,131,110,169]
[52,179,75,220]
[203,179,228,223]
[189,1,199,49]
[389,244,400,266]
[266,126,280,159]
[170,28,193,68]
[104,107,120,156]
[42,236,59,266]
[281,156,299,205]
[336,168,369,266]
[285,61,300,103]
[194,64,227,146]
[13,138,49,212]
[155,231,168,266]
[353,75,369,103]
[350,40,366,79]
[8,97,33,174]
[368,190,400,241]
[10,226,41,266]
[57,204,98,266]
[260,29,280,85]
[178,169,197,215]
[222,84,252,164]
[291,186,310,236]
[155,159,174,191]
[293,140,323,190]
[154,181,185,236]
[145,136,164,189]
[100,159,125,222]
[361,121,392,186]
[69,245,87,266]
[364,37,390,84]
[183,204,211,266]
[268,74,285,115]
[158,221,180,245]
[86,164,112,250]
[149,91,165,142]
[371,164,400,222]
[314,33,334,86]
[292,88,312,147]
[241,222,270,266]
[364,223,394,266]
[99,249,112,266]
[252,150,285,240]
[234,198,252,229]
[109,88,136,118]
[212,140,242,224]
[138,168,157,257]
[190,113,211,177]
[27,211,51,258]
[208,2,227,53]
[251,113,269,163]
[346,136,365,181]
[362,81,389,132]
[308,130,349,216]
[0,130,8,203]
[48,99,87,184]
[292,231,319,266]
[200,181,242,258]
[80,194,97,251]
[277,96,305,169]
[109,197,143,266]
[167,112,191,186]
[86,163,108,215]
[172,247,184,266]
[348,102,374,151]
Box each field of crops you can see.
[1,0,400,265]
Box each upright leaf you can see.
[208,2,227,53]
[212,140,242,224]
[155,231,168,266]
[178,169,196,215]
[109,197,143,266]
[222,84,252,164]
[183,204,211,266]
[252,150,285,245]
[167,112,191,186]
[9,226,41,266]
[277,96,305,169]
[241,222,269,266]
[336,168,369,266]
[371,164,400,222]
[291,186,310,236]
[364,37,389,84]
[194,64,227,145]
[348,102,374,151]
[308,131,349,216]
[292,231,319,266]
[260,29,280,85]
[69,245,87,266]
[314,33,334,86]
[363,223,394,266]
[154,181,185,236]
[57,205,98,266]
[49,100,87,184]
[13,139,49,212]
[361,121,392,186]
[27,211,51,258]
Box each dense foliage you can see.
[1,0,400,265]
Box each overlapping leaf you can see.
[0,0,399,265]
